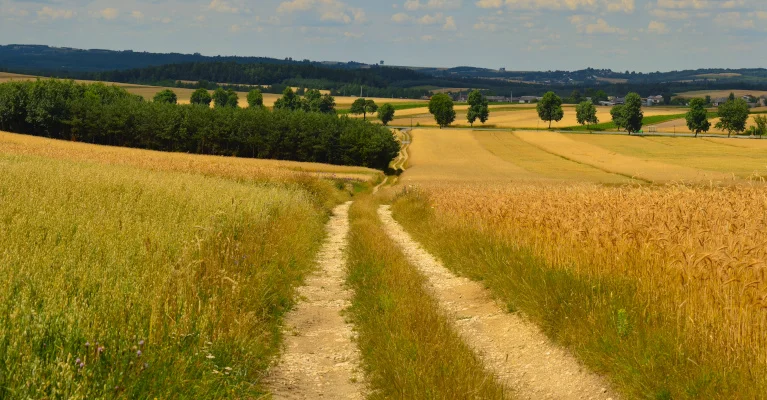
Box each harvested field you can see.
[652,115,761,135]
[568,134,767,179]
[514,130,736,183]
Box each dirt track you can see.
[266,202,366,399]
[378,205,618,400]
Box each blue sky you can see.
[1,0,765,72]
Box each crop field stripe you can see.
[514,130,735,183]
[378,205,618,399]
[473,131,637,184]
[345,196,507,399]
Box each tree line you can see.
[0,79,400,170]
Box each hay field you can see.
[0,137,345,397]
[514,131,735,183]
[0,131,379,184]
[390,106,682,129]
[567,134,767,179]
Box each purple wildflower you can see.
[75,358,81,364]
[136,350,142,357]
[138,340,145,346]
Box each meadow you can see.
[0,131,362,398]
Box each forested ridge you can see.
[0,79,400,170]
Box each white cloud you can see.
[96,8,119,20]
[647,20,670,34]
[277,0,365,24]
[569,15,627,34]
[344,31,364,38]
[476,0,634,13]
[391,12,414,23]
[713,11,754,29]
[209,0,240,14]
[131,11,144,21]
[405,0,462,10]
[443,15,457,30]
[2,7,29,18]
[37,7,75,20]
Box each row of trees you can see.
[0,80,400,170]
[686,94,764,138]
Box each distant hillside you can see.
[0,44,367,73]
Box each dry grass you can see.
[514,131,736,183]
[0,131,379,184]
[392,182,767,398]
[567,134,767,179]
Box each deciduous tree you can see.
[190,88,212,106]
[576,101,598,130]
[715,98,749,137]
[611,105,626,131]
[153,89,177,104]
[622,92,644,134]
[247,89,264,108]
[685,98,710,138]
[467,90,490,127]
[536,91,563,129]
[350,98,378,120]
[378,103,395,126]
[754,114,767,139]
[428,93,456,128]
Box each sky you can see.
[1,0,766,72]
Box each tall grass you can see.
[346,196,507,399]
[0,153,332,398]
[392,183,767,399]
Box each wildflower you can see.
[98,346,105,353]
[84,342,90,348]
[79,362,85,369]
[136,350,142,357]
[206,354,215,359]
[138,340,145,346]
[75,358,81,364]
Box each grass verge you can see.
[346,196,507,399]
[562,113,719,132]
[0,153,337,398]
[391,191,763,400]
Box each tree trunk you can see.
[548,120,552,129]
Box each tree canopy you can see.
[611,105,626,131]
[350,98,378,120]
[575,101,598,130]
[715,98,750,137]
[153,89,177,104]
[0,79,400,170]
[378,103,396,126]
[273,87,304,112]
[247,89,264,108]
[428,94,456,128]
[685,98,710,137]
[213,88,238,108]
[467,90,490,127]
[536,91,564,129]
[622,92,644,134]
[190,88,212,106]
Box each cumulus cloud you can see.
[209,0,241,14]
[37,7,75,20]
[131,10,145,21]
[443,15,457,30]
[96,8,119,20]
[404,0,462,10]
[647,20,670,33]
[277,0,366,24]
[476,0,634,13]
[569,15,627,34]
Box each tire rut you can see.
[378,205,619,400]
[266,201,365,399]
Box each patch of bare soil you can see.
[266,202,366,399]
[378,205,618,400]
